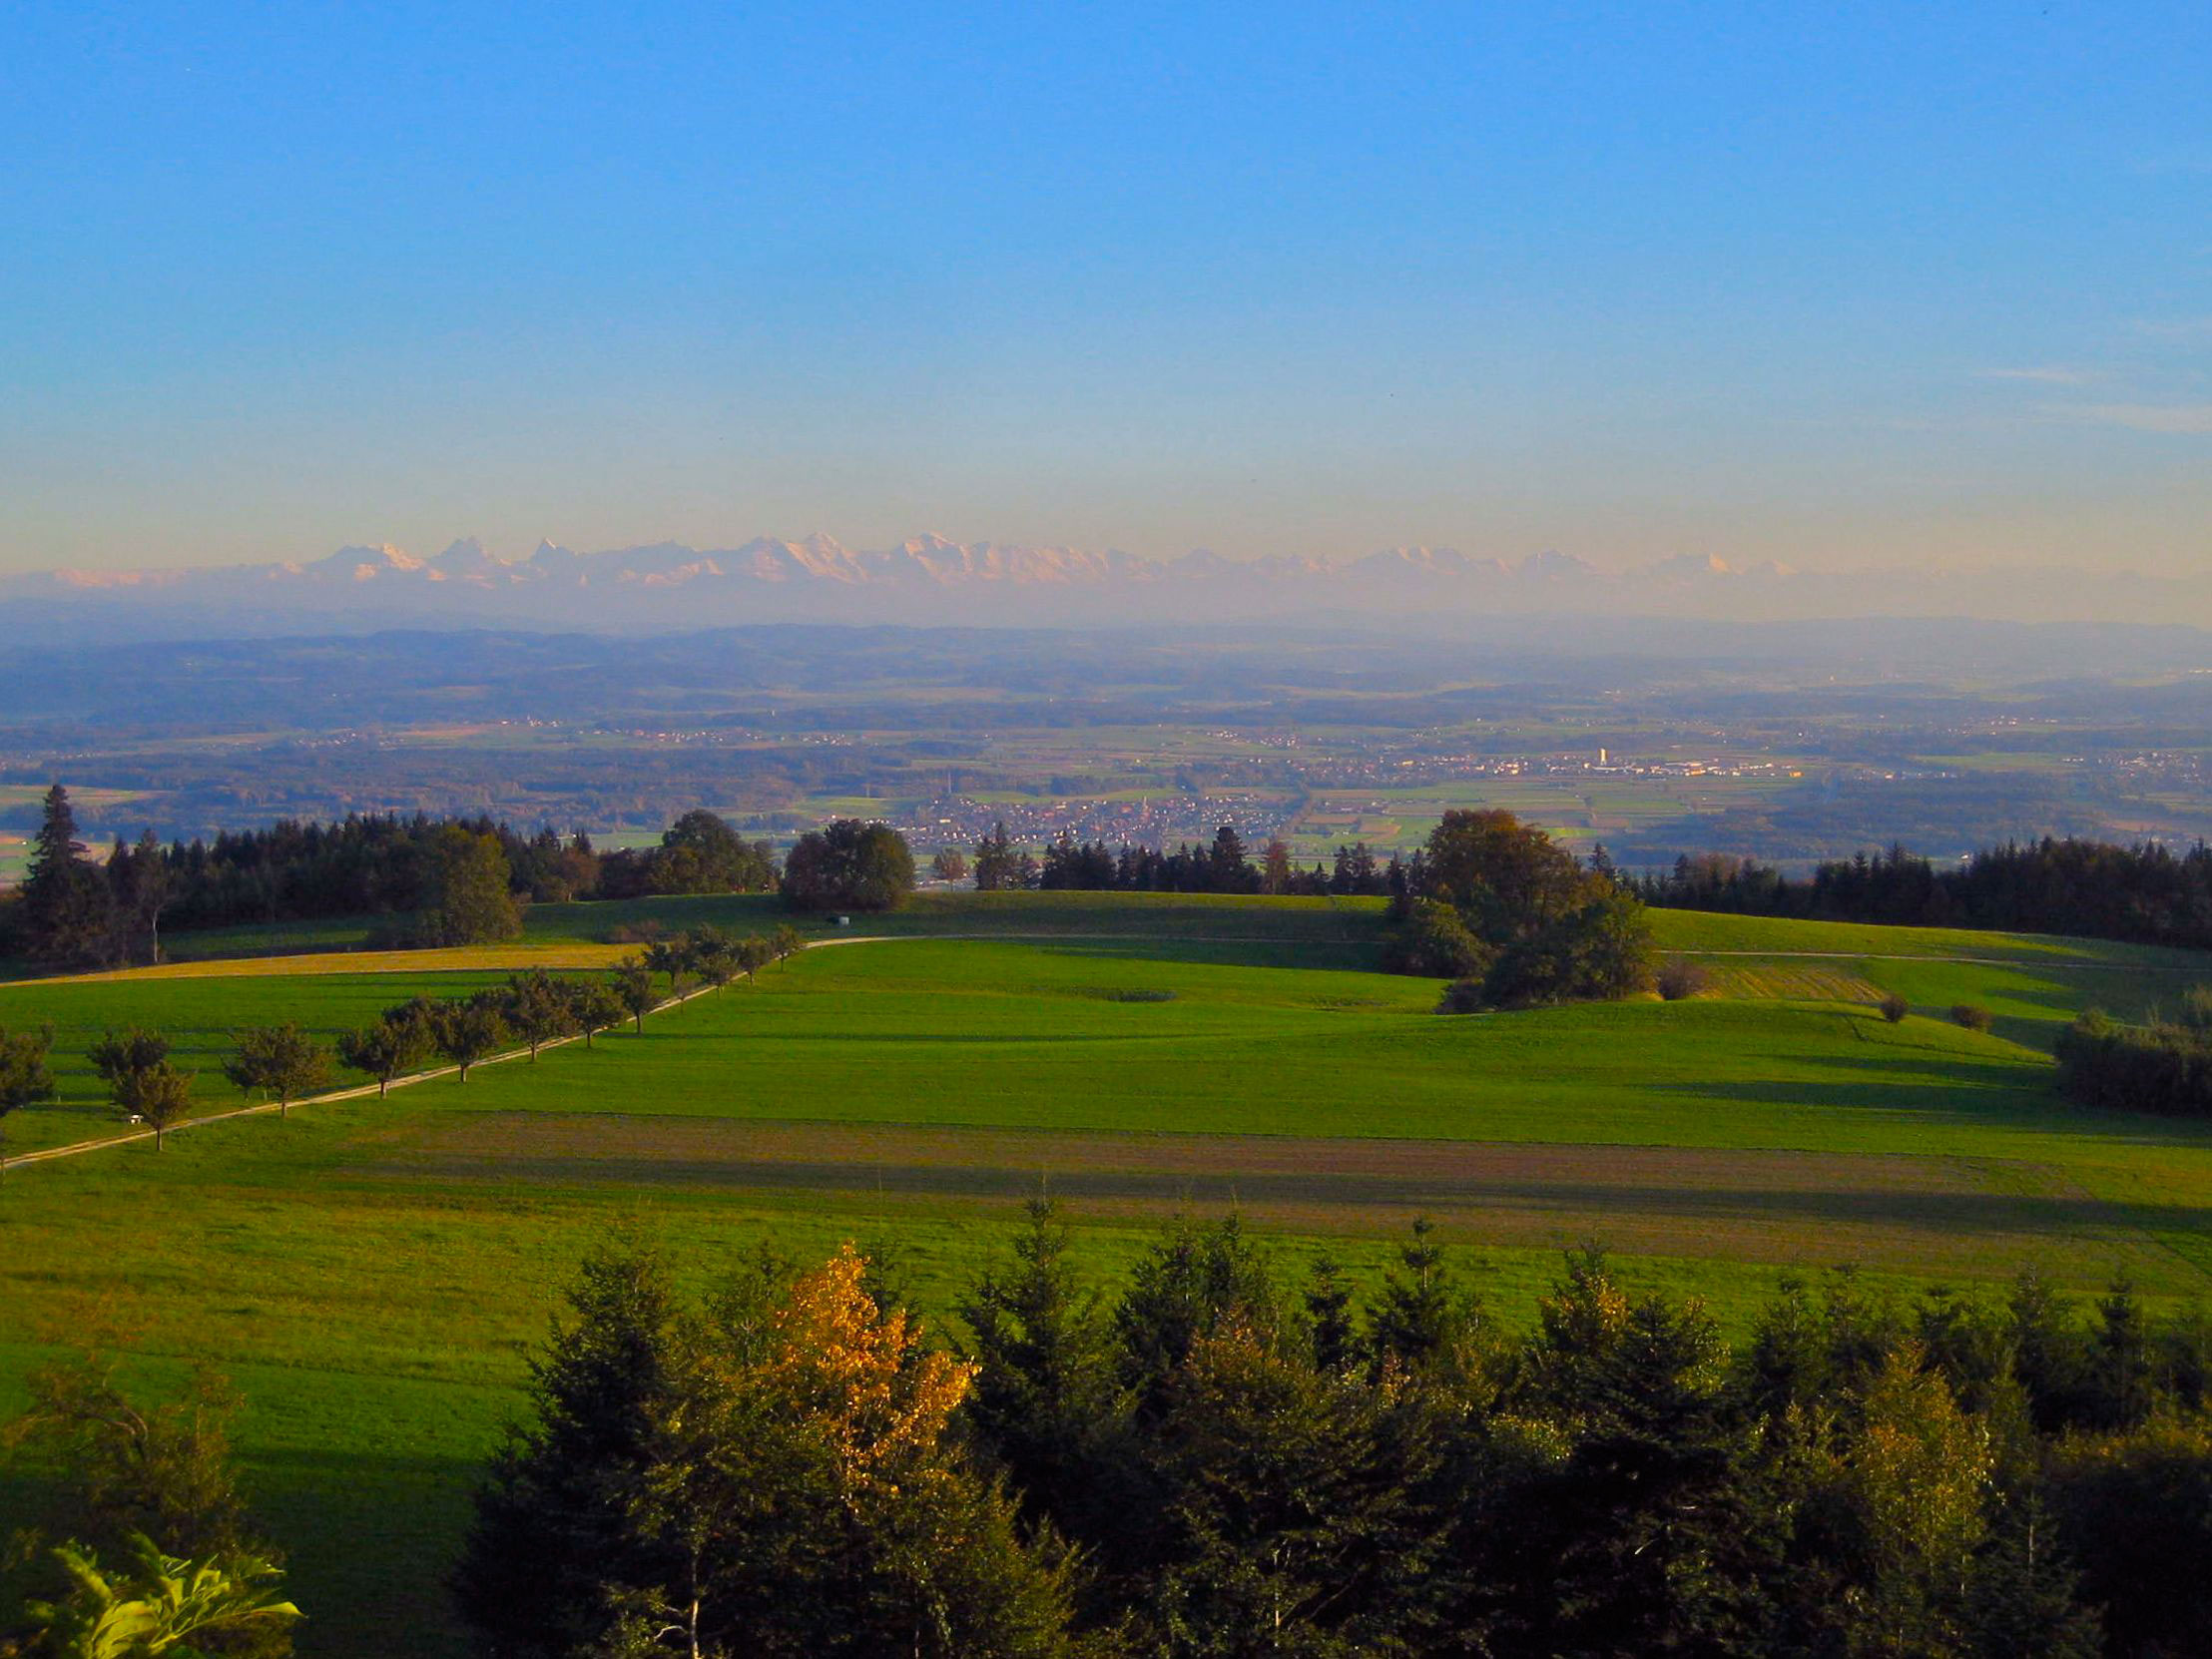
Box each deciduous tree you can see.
[337,1008,433,1097]
[222,1024,333,1119]
[566,976,627,1048]
[0,1020,57,1167]
[131,1062,196,1150]
[415,826,523,947]
[432,997,509,1082]
[781,820,916,913]
[614,959,659,1034]
[502,968,578,1059]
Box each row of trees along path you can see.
[0,944,775,1174]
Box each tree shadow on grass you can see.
[1659,1051,2212,1150]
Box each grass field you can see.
[5,896,2212,1654]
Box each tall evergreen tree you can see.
[1145,1319,1447,1655]
[457,1245,693,1658]
[20,784,115,966]
[959,1199,1120,1540]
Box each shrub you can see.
[1380,898,1493,980]
[1480,890,1655,1010]
[1656,960,1712,1001]
[1435,979,1489,1015]
[1879,994,1911,1024]
[2179,982,2212,1031]
[1951,1003,1994,1033]
[2056,1009,2212,1117]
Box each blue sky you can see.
[2,2,2207,575]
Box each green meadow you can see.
[6,893,2212,1654]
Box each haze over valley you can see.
[11,532,2212,637]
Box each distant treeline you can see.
[1004,824,1401,896]
[1641,837,2212,950]
[0,789,779,967]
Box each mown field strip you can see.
[29,941,637,983]
[359,1112,2166,1282]
[1679,948,2207,971]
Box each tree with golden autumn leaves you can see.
[458,1241,1079,1659]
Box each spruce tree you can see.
[960,1199,1117,1535]
[21,784,115,966]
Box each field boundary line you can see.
[1672,949,2196,971]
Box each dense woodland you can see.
[441,1212,2212,1656]
[0,791,779,968]
[17,1209,2211,1656]
[1641,838,2212,951]
[1017,826,1399,898]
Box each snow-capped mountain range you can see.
[2,533,2207,638]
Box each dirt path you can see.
[0,978,726,1173]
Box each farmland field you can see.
[5,895,2212,1654]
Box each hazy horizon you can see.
[5,3,2209,590]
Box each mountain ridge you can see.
[4,534,2209,636]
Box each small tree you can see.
[565,977,626,1049]
[1879,994,1911,1024]
[769,923,807,967]
[614,959,658,1034]
[972,822,1020,891]
[1656,960,1712,1001]
[337,1012,432,1098]
[501,969,576,1060]
[736,934,775,985]
[1951,1003,1994,1033]
[1435,978,1488,1014]
[88,1027,170,1108]
[686,926,738,993]
[131,1062,196,1150]
[432,997,509,1082]
[2179,982,2212,1031]
[642,939,691,997]
[0,1021,58,1169]
[222,1024,333,1120]
[932,846,970,884]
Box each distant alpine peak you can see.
[3,531,2201,633]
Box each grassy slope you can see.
[0,970,524,1157]
[4,900,2212,1655]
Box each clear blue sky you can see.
[3,2,2207,576]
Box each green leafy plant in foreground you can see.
[24,1533,300,1658]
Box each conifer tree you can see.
[20,784,116,966]
[960,1199,1116,1533]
